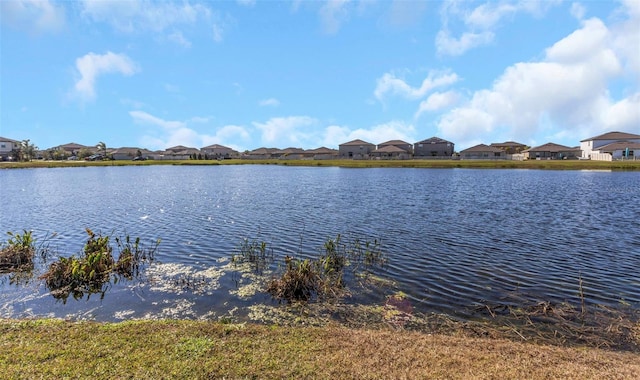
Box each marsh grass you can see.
[39,228,159,300]
[266,234,386,302]
[231,237,273,274]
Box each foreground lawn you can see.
[1,319,638,379]
[1,158,639,170]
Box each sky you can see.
[1,0,639,153]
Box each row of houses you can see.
[1,130,638,162]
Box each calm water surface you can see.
[1,165,638,321]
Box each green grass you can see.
[2,159,639,170]
[1,318,638,379]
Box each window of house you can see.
[0,144,5,148]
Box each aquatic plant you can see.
[231,237,273,274]
[266,234,386,302]
[114,235,160,279]
[40,228,160,300]
[0,230,36,273]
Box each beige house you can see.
[201,144,238,159]
[110,147,153,160]
[580,131,640,160]
[338,139,375,159]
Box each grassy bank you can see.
[2,158,640,170]
[1,319,638,379]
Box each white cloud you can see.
[436,0,562,56]
[321,120,416,148]
[237,0,256,7]
[130,111,185,129]
[435,29,494,57]
[374,70,459,101]
[259,98,280,107]
[319,0,350,34]
[253,116,318,146]
[386,0,428,27]
[131,111,250,150]
[436,13,639,149]
[80,0,208,33]
[212,23,224,43]
[415,90,460,118]
[0,0,66,34]
[167,31,192,48]
[73,52,138,101]
[570,2,586,20]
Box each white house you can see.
[580,131,640,160]
[0,136,21,160]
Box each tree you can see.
[96,141,107,157]
[20,139,37,162]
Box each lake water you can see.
[1,165,639,322]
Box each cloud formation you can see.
[374,70,459,102]
[259,98,280,107]
[0,0,66,34]
[253,116,318,146]
[73,52,138,101]
[436,13,639,149]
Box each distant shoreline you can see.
[1,158,639,171]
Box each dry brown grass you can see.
[1,319,638,379]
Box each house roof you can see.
[595,141,640,152]
[0,136,20,143]
[372,145,408,153]
[490,141,526,148]
[378,140,411,147]
[306,147,338,154]
[524,142,578,153]
[54,142,89,150]
[339,139,375,146]
[460,144,503,153]
[201,144,233,150]
[111,147,153,155]
[415,137,453,145]
[166,145,196,152]
[581,131,640,142]
[248,147,278,155]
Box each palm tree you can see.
[96,141,107,157]
[20,139,37,162]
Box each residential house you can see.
[274,147,306,159]
[201,144,238,159]
[460,144,505,159]
[110,147,153,160]
[413,137,454,158]
[244,147,278,159]
[159,145,201,160]
[580,131,640,160]
[0,136,21,160]
[588,141,640,161]
[523,142,580,160]
[490,141,527,154]
[378,140,413,155]
[338,139,376,159]
[371,145,410,160]
[304,147,338,160]
[51,142,92,157]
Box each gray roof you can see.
[595,141,640,152]
[0,136,21,143]
[305,147,338,154]
[490,141,526,148]
[378,140,411,147]
[372,145,408,153]
[524,142,578,153]
[415,137,453,145]
[339,139,375,147]
[581,131,640,142]
[460,144,503,153]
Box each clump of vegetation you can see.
[113,235,160,279]
[40,228,159,300]
[0,230,36,273]
[231,237,273,274]
[266,234,386,302]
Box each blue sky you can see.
[1,0,638,152]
